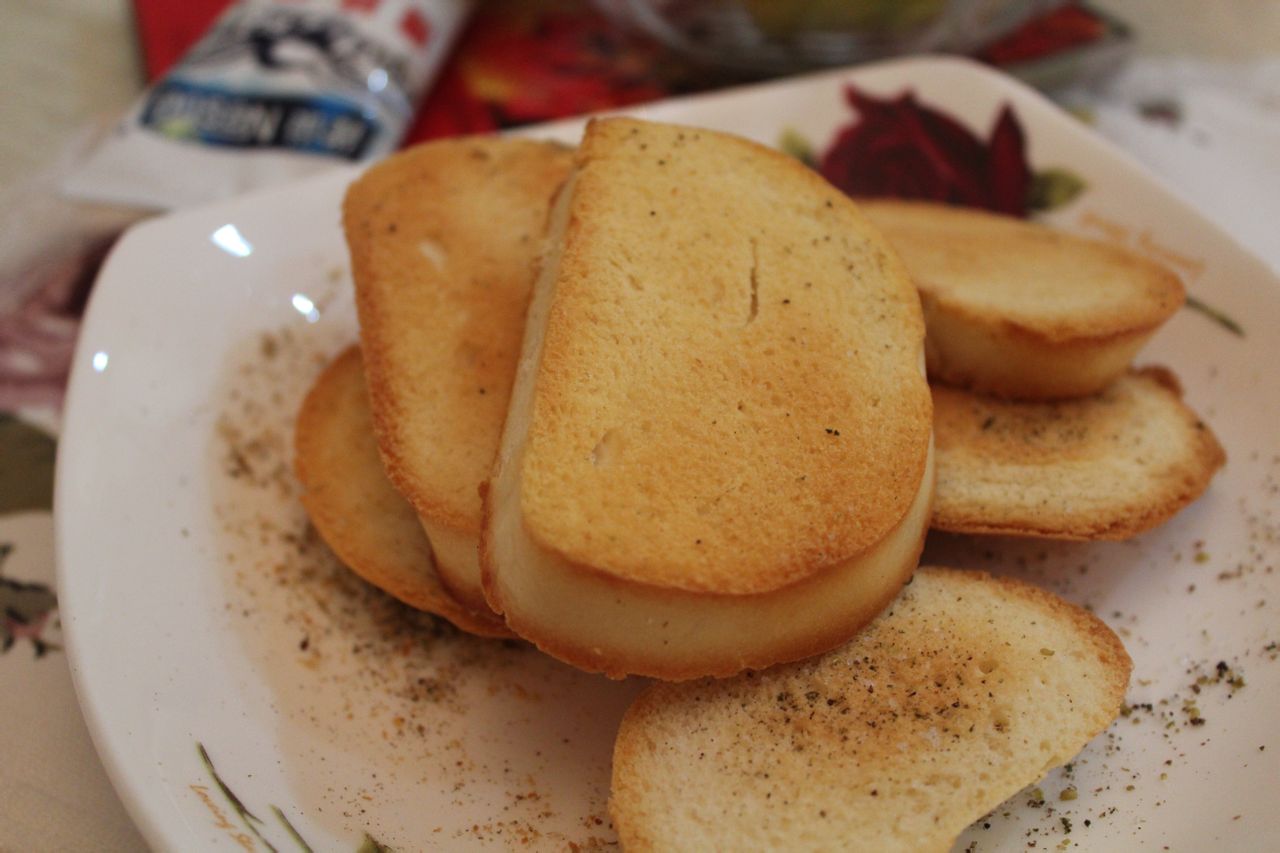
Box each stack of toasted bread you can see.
[861,200,1224,541]
[293,118,1223,849]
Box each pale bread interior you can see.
[416,517,489,614]
[862,199,1185,399]
[610,566,1132,852]
[920,290,1153,399]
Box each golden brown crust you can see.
[343,137,574,536]
[293,346,512,638]
[931,367,1226,539]
[517,118,932,595]
[862,199,1185,400]
[610,566,1132,851]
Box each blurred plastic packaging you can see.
[595,0,1065,73]
[64,0,473,210]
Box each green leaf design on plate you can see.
[1186,295,1245,337]
[356,834,394,853]
[198,741,391,851]
[198,743,279,851]
[271,805,315,853]
[778,128,816,169]
[0,414,57,514]
[1028,168,1087,213]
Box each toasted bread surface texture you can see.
[861,200,1185,399]
[932,367,1225,539]
[484,118,933,679]
[610,567,1132,852]
[294,346,511,638]
[344,137,574,608]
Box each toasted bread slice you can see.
[483,118,934,680]
[610,566,1132,852]
[932,367,1225,539]
[294,346,512,638]
[861,200,1185,400]
[344,138,574,613]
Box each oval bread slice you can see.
[932,367,1225,539]
[610,566,1132,853]
[861,200,1185,400]
[343,138,574,614]
[483,118,934,680]
[294,346,512,638]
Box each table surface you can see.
[0,1,1276,850]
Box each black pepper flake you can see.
[981,415,996,430]
[824,428,840,436]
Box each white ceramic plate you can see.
[58,57,1280,851]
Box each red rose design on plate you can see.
[820,85,1033,216]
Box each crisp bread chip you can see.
[483,118,934,680]
[861,200,1185,400]
[932,367,1225,539]
[294,346,512,638]
[610,566,1131,852]
[343,137,574,613]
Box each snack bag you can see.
[64,0,472,209]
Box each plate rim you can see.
[53,54,1280,850]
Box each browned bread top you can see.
[344,138,574,535]
[932,366,1225,539]
[294,346,511,637]
[517,118,932,595]
[861,199,1184,345]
